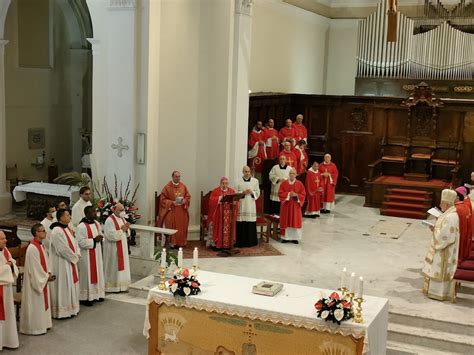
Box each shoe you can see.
[281,240,289,243]
[97,298,105,302]
[314,214,320,218]
[209,246,221,251]
[292,240,299,244]
[80,300,93,307]
[321,209,328,214]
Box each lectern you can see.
[217,193,245,257]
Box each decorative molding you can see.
[454,86,473,93]
[350,108,368,131]
[111,137,129,157]
[235,0,253,16]
[108,0,136,11]
[402,82,444,109]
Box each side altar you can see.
[144,271,388,355]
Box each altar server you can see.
[0,231,19,350]
[319,154,339,213]
[104,203,131,292]
[71,186,92,227]
[49,209,80,318]
[279,168,306,244]
[40,204,56,252]
[20,224,54,335]
[268,155,291,215]
[76,206,105,305]
[236,166,260,248]
[305,162,323,218]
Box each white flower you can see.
[171,283,178,293]
[337,303,343,309]
[183,287,191,296]
[334,309,344,321]
[321,311,329,319]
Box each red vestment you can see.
[456,200,473,264]
[319,162,338,203]
[279,150,297,169]
[158,181,191,247]
[293,123,308,142]
[305,168,322,213]
[248,129,267,173]
[279,180,306,236]
[264,127,280,159]
[208,187,238,249]
[279,127,296,146]
[293,147,309,174]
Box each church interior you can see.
[0,0,473,354]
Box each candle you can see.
[349,272,356,293]
[357,277,364,299]
[340,267,347,289]
[178,247,183,267]
[160,249,166,268]
[193,247,199,267]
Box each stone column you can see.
[0,40,11,215]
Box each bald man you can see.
[236,166,260,248]
[103,203,131,292]
[279,119,297,147]
[293,114,308,143]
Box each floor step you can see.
[388,323,474,354]
[387,340,460,355]
[388,188,433,196]
[385,195,432,204]
[382,201,431,210]
[381,208,427,219]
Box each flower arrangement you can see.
[168,268,201,297]
[93,175,141,224]
[314,292,353,325]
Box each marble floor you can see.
[176,194,473,326]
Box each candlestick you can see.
[193,247,199,267]
[338,287,347,298]
[349,272,355,293]
[354,297,364,324]
[178,247,183,268]
[160,248,166,268]
[158,267,167,290]
[340,267,347,290]
[357,276,364,299]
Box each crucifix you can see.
[387,0,397,42]
[111,137,129,157]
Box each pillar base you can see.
[0,192,12,215]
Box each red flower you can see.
[343,301,352,309]
[168,279,175,285]
[181,269,190,278]
[191,282,199,288]
[98,200,104,208]
[329,292,340,300]
[314,300,323,311]
[328,301,335,308]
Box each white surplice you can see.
[0,249,19,350]
[41,217,54,253]
[237,177,260,222]
[71,198,92,227]
[76,221,105,301]
[19,242,52,335]
[269,164,291,202]
[49,226,80,318]
[103,215,131,292]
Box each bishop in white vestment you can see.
[423,189,460,301]
[268,155,291,215]
[0,232,19,350]
[104,203,131,292]
[76,206,105,304]
[49,209,81,318]
[20,224,53,335]
[236,166,260,248]
[71,186,92,227]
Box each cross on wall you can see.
[111,137,129,157]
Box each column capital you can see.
[235,0,253,16]
[108,0,136,11]
[86,38,100,56]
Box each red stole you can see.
[61,228,79,284]
[84,222,100,284]
[31,240,49,311]
[110,215,125,271]
[0,248,11,320]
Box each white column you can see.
[0,40,11,214]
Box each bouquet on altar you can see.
[314,292,353,325]
[93,175,142,224]
[168,268,201,297]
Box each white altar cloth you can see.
[12,182,80,202]
[143,270,389,355]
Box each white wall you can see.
[250,0,329,94]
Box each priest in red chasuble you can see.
[319,154,339,214]
[294,140,309,175]
[279,141,297,169]
[157,171,191,248]
[293,114,308,143]
[279,119,297,147]
[208,177,238,251]
[264,119,280,159]
[305,162,322,218]
[248,121,267,178]
[279,168,306,244]
[454,186,472,265]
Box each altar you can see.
[144,271,388,355]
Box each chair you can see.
[0,225,21,248]
[451,267,474,303]
[255,190,268,243]
[407,145,433,178]
[432,144,462,183]
[368,141,408,181]
[200,191,211,243]
[9,245,27,320]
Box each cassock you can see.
[293,146,308,175]
[279,150,297,169]
[208,187,238,249]
[103,215,131,292]
[76,219,105,301]
[264,127,280,159]
[49,223,80,318]
[319,162,339,210]
[279,179,306,241]
[236,177,260,248]
[0,248,18,350]
[422,206,460,301]
[41,217,54,253]
[293,123,308,143]
[157,181,191,247]
[279,127,296,146]
[71,198,92,227]
[268,164,291,215]
[305,168,322,216]
[20,240,52,335]
[455,200,472,265]
[248,129,267,174]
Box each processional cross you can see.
[111,137,129,157]
[387,0,397,42]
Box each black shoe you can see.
[281,240,289,243]
[97,298,105,302]
[209,246,221,251]
[321,209,328,214]
[326,210,331,214]
[314,214,320,218]
[292,240,299,244]
[80,300,93,307]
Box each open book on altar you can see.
[427,207,442,218]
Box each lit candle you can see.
[160,248,166,268]
[340,267,347,289]
[349,272,356,293]
[178,247,183,267]
[357,277,364,299]
[193,247,199,267]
